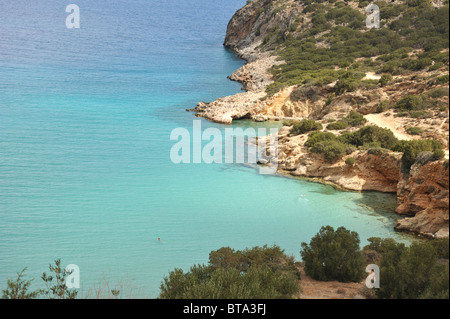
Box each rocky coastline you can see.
[188,0,449,238]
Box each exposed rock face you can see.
[191,91,266,125]
[292,151,402,193]
[269,126,402,192]
[224,0,301,53]
[259,125,449,237]
[190,0,302,124]
[192,0,450,127]
[188,0,450,238]
[395,161,449,238]
[228,54,280,92]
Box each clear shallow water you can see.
[0,0,411,298]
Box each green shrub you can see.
[290,86,321,102]
[376,240,449,299]
[428,74,449,86]
[379,74,393,87]
[334,78,361,95]
[300,226,366,282]
[406,126,423,135]
[291,119,323,135]
[414,151,440,166]
[338,125,399,150]
[430,238,450,259]
[406,0,432,8]
[402,57,433,71]
[365,237,449,299]
[394,95,429,111]
[41,259,78,299]
[429,62,444,71]
[393,139,445,172]
[310,140,352,162]
[426,87,450,99]
[283,119,296,126]
[2,268,42,299]
[325,95,334,106]
[344,110,367,127]
[327,120,348,130]
[368,149,390,157]
[326,111,366,130]
[159,245,300,299]
[345,157,356,166]
[409,110,432,119]
[305,131,337,148]
[376,100,391,113]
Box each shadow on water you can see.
[354,191,398,216]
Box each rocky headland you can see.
[189,0,449,238]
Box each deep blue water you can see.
[0,0,411,298]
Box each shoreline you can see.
[187,1,449,239]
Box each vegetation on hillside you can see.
[300,226,366,282]
[299,122,445,169]
[364,237,449,299]
[159,245,300,299]
[257,0,449,96]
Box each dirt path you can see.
[364,113,449,159]
[297,267,366,299]
[364,113,415,141]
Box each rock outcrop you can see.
[264,126,402,192]
[259,125,449,237]
[395,160,449,238]
[188,0,450,238]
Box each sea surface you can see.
[0,0,412,298]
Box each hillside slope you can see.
[190,0,449,238]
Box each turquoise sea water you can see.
[0,0,411,297]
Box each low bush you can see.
[283,119,296,126]
[310,140,353,162]
[394,95,429,111]
[426,87,449,99]
[344,111,367,127]
[406,126,423,135]
[429,62,444,71]
[376,100,391,113]
[345,157,356,166]
[159,245,300,299]
[326,111,366,130]
[428,74,449,86]
[393,139,445,172]
[409,110,432,119]
[338,125,399,150]
[379,74,393,87]
[290,86,321,102]
[291,119,323,135]
[372,239,449,299]
[305,131,337,148]
[327,120,348,130]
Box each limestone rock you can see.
[395,160,449,238]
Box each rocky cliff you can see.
[190,0,449,238]
[191,0,449,128]
[261,124,449,238]
[270,125,403,192]
[395,160,449,238]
